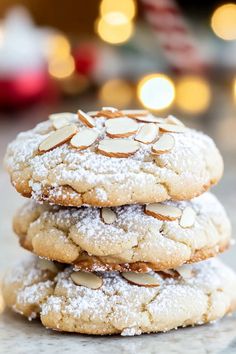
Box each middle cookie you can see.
[14,193,231,272]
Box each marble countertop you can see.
[1,114,236,353]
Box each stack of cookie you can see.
[3,108,236,336]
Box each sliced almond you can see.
[39,124,77,153]
[145,203,182,221]
[166,115,185,127]
[122,272,160,287]
[89,110,123,118]
[101,208,116,224]
[158,123,187,133]
[78,109,95,128]
[102,106,118,112]
[135,123,159,144]
[52,117,71,130]
[179,206,196,228]
[70,271,103,289]
[97,138,139,158]
[133,115,165,123]
[175,264,193,279]
[121,109,148,117]
[70,128,99,150]
[152,134,175,154]
[37,259,58,273]
[105,117,138,138]
[49,112,76,121]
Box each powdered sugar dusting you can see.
[4,113,222,206]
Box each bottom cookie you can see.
[2,256,236,336]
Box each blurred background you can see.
[0,0,236,280]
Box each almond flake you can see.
[133,115,165,123]
[175,264,193,279]
[158,123,187,133]
[101,208,116,224]
[145,203,182,221]
[102,106,118,112]
[135,123,159,144]
[105,117,138,138]
[152,134,175,154]
[78,109,95,128]
[70,128,99,150]
[179,206,196,228]
[70,271,103,289]
[52,117,71,130]
[166,115,185,126]
[122,272,160,287]
[97,138,139,158]
[121,109,148,117]
[39,124,77,153]
[37,259,58,273]
[89,110,123,118]
[49,112,76,121]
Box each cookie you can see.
[4,109,223,207]
[3,256,236,335]
[13,193,231,272]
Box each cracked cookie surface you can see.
[2,256,236,335]
[13,193,231,271]
[4,113,223,207]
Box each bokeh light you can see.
[100,0,136,20]
[46,34,71,60]
[137,74,175,110]
[96,15,134,44]
[211,4,236,40]
[176,76,211,114]
[0,286,5,314]
[49,55,75,79]
[98,79,133,107]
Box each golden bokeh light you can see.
[100,0,136,20]
[96,15,134,44]
[211,4,236,40]
[98,79,133,107]
[47,34,71,60]
[233,78,236,101]
[0,285,5,314]
[176,76,211,114]
[137,74,175,110]
[49,55,75,79]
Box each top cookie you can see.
[4,108,223,207]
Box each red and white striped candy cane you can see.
[140,0,205,72]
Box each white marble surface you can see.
[0,118,236,353]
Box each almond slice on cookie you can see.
[39,124,77,153]
[152,134,175,154]
[105,117,139,138]
[78,109,95,128]
[70,128,99,150]
[122,272,160,287]
[145,203,182,221]
[179,206,196,228]
[175,264,194,279]
[97,138,139,158]
[71,271,103,289]
[49,112,76,121]
[166,115,185,126]
[135,123,159,144]
[158,123,187,133]
[37,259,59,274]
[52,117,71,130]
[101,208,116,224]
